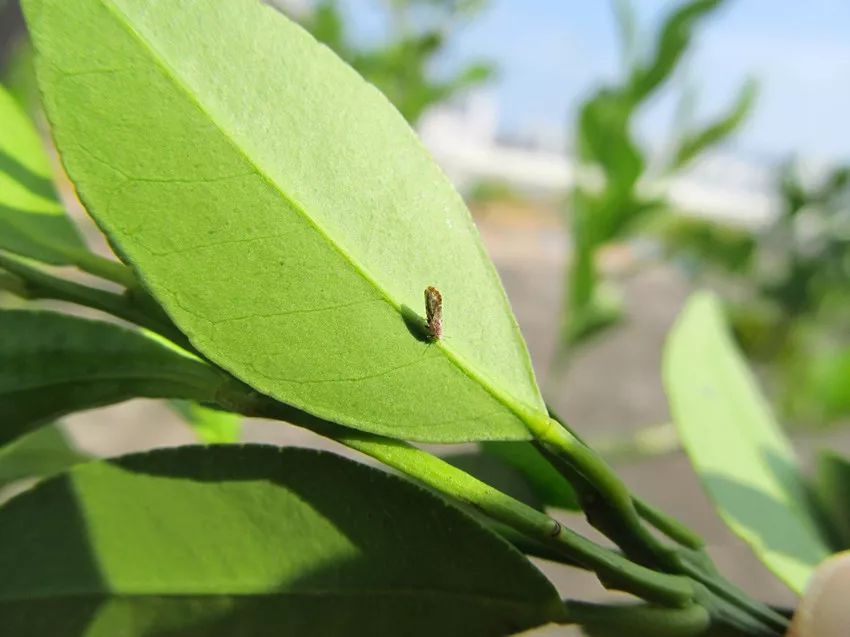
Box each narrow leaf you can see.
[630,0,724,101]
[25,0,546,443]
[0,423,88,487]
[170,400,241,444]
[670,79,757,170]
[0,309,228,444]
[0,82,85,264]
[0,445,565,636]
[664,292,831,593]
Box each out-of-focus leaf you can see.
[0,309,228,445]
[664,292,831,593]
[481,441,580,511]
[814,451,850,550]
[611,0,639,71]
[0,423,88,487]
[0,82,85,264]
[670,79,757,170]
[0,445,565,636]
[630,0,724,101]
[657,215,755,274]
[26,0,544,444]
[170,400,241,444]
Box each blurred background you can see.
[2,0,849,631]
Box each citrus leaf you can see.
[663,292,831,593]
[23,0,545,443]
[0,309,228,444]
[0,445,565,636]
[0,82,86,264]
[0,423,88,487]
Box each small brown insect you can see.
[424,286,443,341]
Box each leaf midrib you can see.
[94,0,541,433]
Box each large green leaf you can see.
[0,82,85,264]
[24,0,545,443]
[0,309,228,444]
[663,292,831,593]
[0,423,88,487]
[0,445,565,636]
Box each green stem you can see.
[229,396,695,607]
[0,252,194,353]
[635,499,704,550]
[561,600,711,636]
[676,557,788,633]
[63,248,136,288]
[546,406,703,551]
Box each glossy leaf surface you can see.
[24,0,545,443]
[0,445,564,636]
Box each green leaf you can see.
[481,441,580,511]
[0,309,228,445]
[0,423,88,487]
[814,450,850,549]
[630,0,725,101]
[670,79,757,171]
[25,0,545,443]
[663,292,831,593]
[0,445,565,636]
[170,400,241,444]
[0,82,86,264]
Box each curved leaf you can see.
[24,0,545,443]
[0,309,227,444]
[0,445,564,636]
[0,82,85,264]
[670,79,757,171]
[630,0,724,101]
[663,292,831,593]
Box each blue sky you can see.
[344,1,850,163]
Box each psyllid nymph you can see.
[424,286,443,341]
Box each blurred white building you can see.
[418,93,778,229]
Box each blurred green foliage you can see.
[663,163,850,426]
[293,0,494,124]
[562,0,756,349]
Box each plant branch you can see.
[0,252,194,353]
[222,393,696,607]
[63,247,136,288]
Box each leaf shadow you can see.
[400,303,430,342]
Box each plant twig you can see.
[223,393,696,607]
[0,252,194,353]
